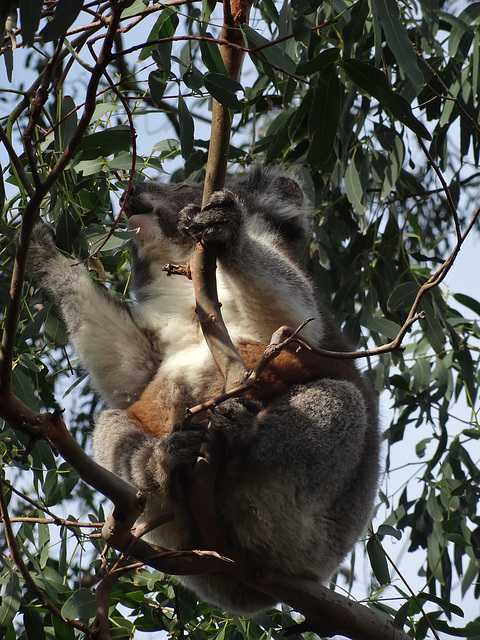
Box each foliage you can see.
[0,0,480,638]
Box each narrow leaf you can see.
[200,38,228,75]
[297,48,339,76]
[344,156,366,215]
[343,59,431,139]
[307,65,341,166]
[367,537,390,584]
[204,72,244,109]
[40,0,84,42]
[372,0,424,85]
[148,70,167,106]
[139,7,179,61]
[241,25,297,75]
[178,94,194,161]
[0,572,22,634]
[19,0,43,46]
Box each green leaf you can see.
[139,7,179,61]
[44,310,69,347]
[367,537,390,584]
[0,163,4,216]
[343,59,431,140]
[204,72,244,110]
[387,281,419,311]
[296,48,339,76]
[78,126,132,157]
[56,209,81,252]
[178,94,194,161]
[12,368,40,410]
[453,293,480,317]
[40,0,84,42]
[19,0,43,46]
[448,4,480,59]
[363,313,401,340]
[372,0,423,85]
[200,38,228,75]
[61,588,98,624]
[53,615,75,640]
[377,524,402,540]
[55,95,78,154]
[241,25,297,76]
[307,65,341,166]
[417,592,464,618]
[0,572,22,636]
[152,42,173,76]
[148,70,167,106]
[344,156,366,215]
[24,607,46,640]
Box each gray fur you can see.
[27,167,380,614]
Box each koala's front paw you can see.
[210,398,261,448]
[25,223,58,279]
[179,189,243,245]
[162,427,208,468]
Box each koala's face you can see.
[123,181,204,263]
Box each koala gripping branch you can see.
[193,0,253,391]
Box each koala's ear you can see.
[277,176,304,205]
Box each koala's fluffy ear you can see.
[276,176,304,205]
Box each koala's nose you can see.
[121,185,139,218]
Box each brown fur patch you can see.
[126,333,368,437]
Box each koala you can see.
[27,166,380,614]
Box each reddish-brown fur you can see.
[126,333,369,437]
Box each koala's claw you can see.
[163,428,208,467]
[179,189,242,245]
[209,398,262,447]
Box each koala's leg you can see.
[93,409,206,549]
[93,409,206,490]
[180,191,322,345]
[210,379,378,582]
[27,224,159,407]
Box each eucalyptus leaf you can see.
[343,59,431,139]
[61,588,98,624]
[40,0,84,42]
[204,72,244,109]
[307,64,341,166]
[367,537,390,585]
[178,94,194,161]
[19,0,43,46]
[372,0,424,86]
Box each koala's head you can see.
[123,181,204,264]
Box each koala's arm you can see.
[26,224,159,407]
[181,191,322,345]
